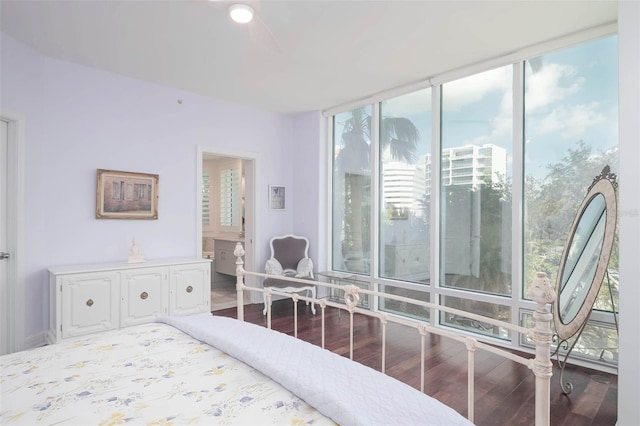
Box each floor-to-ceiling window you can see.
[329,33,619,366]
[440,65,514,339]
[378,89,432,318]
[522,36,619,364]
[332,106,373,275]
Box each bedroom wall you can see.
[1,33,321,345]
[617,1,640,424]
[291,111,328,273]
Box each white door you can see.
[1,113,25,356]
[1,119,10,354]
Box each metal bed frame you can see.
[231,243,554,426]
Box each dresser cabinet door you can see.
[50,259,211,343]
[170,264,210,315]
[121,267,169,326]
[61,272,120,339]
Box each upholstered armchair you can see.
[262,234,316,315]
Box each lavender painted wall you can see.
[292,111,327,271]
[1,34,323,342]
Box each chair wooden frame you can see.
[262,234,316,315]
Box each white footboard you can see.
[231,243,554,426]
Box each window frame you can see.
[325,26,619,370]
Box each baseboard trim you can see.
[25,331,48,350]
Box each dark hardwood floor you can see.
[214,300,618,425]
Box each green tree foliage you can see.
[525,140,619,307]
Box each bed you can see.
[1,319,332,425]
[2,315,471,426]
[1,246,555,426]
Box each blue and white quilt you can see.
[1,314,472,425]
[0,321,333,425]
[160,314,472,426]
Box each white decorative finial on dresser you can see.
[128,237,145,263]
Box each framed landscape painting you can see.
[96,169,158,219]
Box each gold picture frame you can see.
[96,169,158,219]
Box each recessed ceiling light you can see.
[229,4,254,24]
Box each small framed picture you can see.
[268,185,286,210]
[96,169,159,219]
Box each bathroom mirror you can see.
[553,166,617,341]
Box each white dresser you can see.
[48,258,211,343]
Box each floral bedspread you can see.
[0,322,335,425]
[161,315,473,426]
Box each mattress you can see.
[0,322,334,425]
[1,314,472,425]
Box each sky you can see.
[377,34,619,182]
[523,35,618,180]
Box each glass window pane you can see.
[321,272,371,308]
[333,107,372,274]
[521,311,618,366]
[379,89,431,283]
[441,296,511,340]
[440,65,514,297]
[523,35,619,307]
[379,284,430,321]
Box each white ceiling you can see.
[1,0,617,115]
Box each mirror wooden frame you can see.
[553,167,617,341]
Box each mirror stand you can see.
[551,166,618,395]
[552,270,619,395]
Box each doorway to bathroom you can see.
[199,150,255,312]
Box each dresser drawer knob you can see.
[140,291,148,300]
[86,299,94,307]
[186,285,193,293]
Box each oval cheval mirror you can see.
[553,166,618,394]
